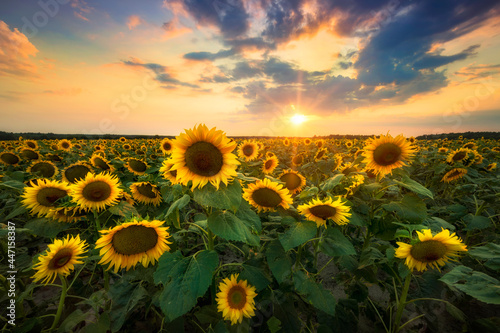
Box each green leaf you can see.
[424,217,455,231]
[108,278,148,332]
[440,265,500,304]
[4,205,28,220]
[155,250,219,321]
[193,180,242,210]
[320,174,345,191]
[235,200,262,232]
[320,228,356,257]
[57,309,88,333]
[382,194,427,223]
[0,180,25,192]
[298,186,318,199]
[267,317,282,333]
[464,214,492,231]
[208,210,260,246]
[293,270,336,316]
[279,220,317,251]
[265,240,292,284]
[25,218,70,238]
[82,313,111,333]
[393,176,434,199]
[239,264,272,291]
[166,194,191,217]
[108,201,139,218]
[469,243,500,270]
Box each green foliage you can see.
[279,220,317,251]
[193,180,242,210]
[208,210,260,246]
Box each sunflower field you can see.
[1,125,499,333]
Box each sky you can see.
[0,0,499,137]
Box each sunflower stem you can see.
[49,276,67,332]
[104,271,109,291]
[393,273,411,333]
[207,228,215,251]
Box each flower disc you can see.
[279,170,306,194]
[21,179,70,217]
[71,173,122,211]
[63,162,92,183]
[363,134,415,178]
[130,182,162,206]
[298,197,351,227]
[243,178,292,212]
[27,160,58,178]
[0,152,20,165]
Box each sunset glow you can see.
[0,1,499,136]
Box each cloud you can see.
[0,20,39,78]
[43,88,83,96]
[413,45,480,70]
[121,58,199,88]
[455,63,500,81]
[168,0,249,39]
[127,15,144,30]
[71,0,94,21]
[183,49,236,61]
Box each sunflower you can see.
[126,158,148,175]
[446,148,472,164]
[265,151,276,158]
[441,168,467,183]
[123,143,132,150]
[438,147,448,153]
[243,178,292,212]
[95,219,172,273]
[63,162,92,184]
[32,235,88,285]
[339,162,358,175]
[27,160,58,178]
[19,148,40,160]
[170,124,239,190]
[279,170,306,194]
[462,142,477,150]
[304,138,312,145]
[119,137,127,143]
[0,152,21,165]
[298,197,351,227]
[314,148,328,161]
[58,139,73,151]
[21,179,70,217]
[90,154,115,173]
[292,153,304,166]
[345,140,353,148]
[216,274,257,325]
[262,156,279,174]
[130,182,162,206]
[159,160,179,184]
[283,138,290,147]
[237,140,259,162]
[315,139,325,148]
[24,139,38,150]
[486,163,497,171]
[395,229,467,272]
[160,138,174,154]
[71,173,122,211]
[363,133,416,178]
[331,154,343,171]
[46,153,62,162]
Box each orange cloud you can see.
[0,20,39,78]
[127,15,144,30]
[42,88,83,96]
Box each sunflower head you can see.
[441,168,467,183]
[126,158,148,175]
[24,139,38,150]
[314,148,328,161]
[90,154,115,172]
[160,138,174,154]
[243,178,292,212]
[395,229,467,272]
[262,156,279,174]
[237,140,260,162]
[32,235,88,285]
[298,197,351,227]
[27,160,58,178]
[292,153,304,166]
[216,274,257,325]
[0,152,21,166]
[21,179,70,217]
[20,148,40,160]
[279,170,306,194]
[486,163,497,171]
[170,124,239,190]
[71,172,122,212]
[96,219,172,273]
[159,160,179,184]
[363,133,416,178]
[63,162,92,184]
[130,182,162,206]
[58,139,73,151]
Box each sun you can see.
[290,114,307,125]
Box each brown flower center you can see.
[309,205,336,220]
[136,183,157,198]
[129,159,147,173]
[93,157,110,170]
[37,187,67,206]
[1,152,20,165]
[30,162,56,178]
[373,143,402,166]
[65,165,91,183]
[82,181,112,202]
[280,173,302,191]
[243,145,254,156]
[227,285,247,310]
[410,240,447,263]
[48,248,73,269]
[185,141,223,177]
[112,225,158,255]
[251,188,283,208]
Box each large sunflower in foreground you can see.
[237,140,259,162]
[298,197,351,227]
[243,178,292,212]
[279,170,306,194]
[21,179,70,217]
[170,124,239,190]
[32,235,88,285]
[130,182,162,206]
[95,219,172,273]
[441,168,467,183]
[71,173,122,211]
[216,274,257,325]
[363,133,416,178]
[395,229,467,272]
